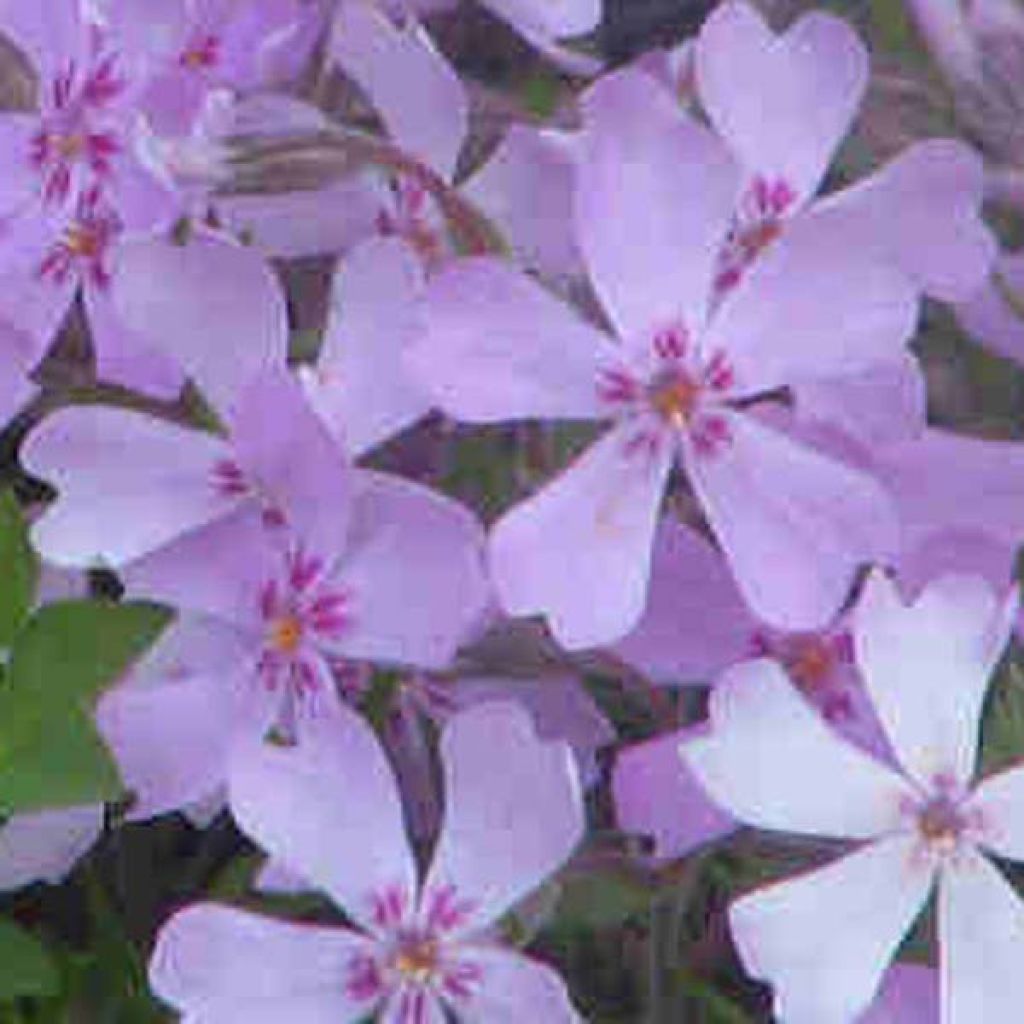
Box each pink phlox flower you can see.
[692,0,995,304]
[684,570,1024,1022]
[102,0,319,137]
[24,366,344,568]
[148,701,584,1021]
[410,68,911,647]
[94,445,489,819]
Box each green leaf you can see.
[7,601,171,710]
[0,601,170,813]
[0,491,38,650]
[0,707,122,814]
[0,918,58,1000]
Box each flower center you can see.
[180,34,220,70]
[393,934,440,984]
[269,614,303,655]
[786,634,836,690]
[51,133,85,159]
[916,793,967,854]
[647,367,701,427]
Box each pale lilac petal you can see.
[97,665,253,820]
[614,727,738,862]
[855,571,1017,788]
[228,367,355,554]
[490,424,672,649]
[938,849,1024,1024]
[697,2,867,201]
[228,703,417,935]
[450,675,613,788]
[577,69,738,338]
[613,520,755,684]
[0,114,44,214]
[793,353,927,447]
[0,265,75,361]
[461,127,582,279]
[334,472,489,669]
[35,563,85,603]
[330,1,467,180]
[965,762,1024,862]
[451,944,581,1022]
[896,530,1016,601]
[955,251,1024,365]
[216,179,380,260]
[686,411,898,631]
[685,659,909,838]
[150,904,376,1019]
[109,230,288,415]
[121,510,274,628]
[731,835,933,1024]
[84,286,187,400]
[0,0,84,79]
[24,407,234,567]
[859,965,938,1024]
[476,0,599,40]
[705,218,919,396]
[0,319,37,425]
[305,236,430,457]
[412,257,612,422]
[0,805,103,890]
[811,140,995,302]
[423,702,583,935]
[875,428,1024,553]
[254,858,310,894]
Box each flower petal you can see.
[955,250,1024,366]
[939,849,1024,1024]
[450,944,581,1022]
[110,230,289,416]
[685,658,909,838]
[697,2,867,202]
[228,367,355,555]
[860,965,939,1024]
[706,216,919,397]
[461,126,582,280]
[97,665,252,821]
[614,726,738,862]
[686,411,898,631]
[964,761,1024,862]
[613,520,756,684]
[423,702,583,935]
[412,257,612,422]
[334,472,489,669]
[121,509,275,629]
[810,140,995,302]
[874,428,1024,554]
[24,407,234,568]
[490,423,673,649]
[855,571,1017,788]
[0,805,103,890]
[150,904,377,1019]
[227,702,417,935]
[577,68,738,338]
[731,835,933,1024]
[330,1,467,180]
[305,236,430,458]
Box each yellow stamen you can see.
[270,615,303,654]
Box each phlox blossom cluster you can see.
[1,0,1024,1022]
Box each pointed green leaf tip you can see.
[0,600,171,814]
